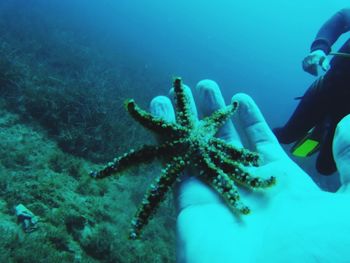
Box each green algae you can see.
[0,102,175,262]
[0,1,176,261]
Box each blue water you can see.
[34,0,348,127]
[4,0,348,189]
[7,0,348,127]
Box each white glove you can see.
[302,49,330,76]
[151,80,350,263]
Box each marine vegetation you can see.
[90,77,276,239]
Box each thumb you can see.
[320,57,330,71]
[333,114,350,188]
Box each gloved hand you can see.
[150,80,350,263]
[302,49,330,76]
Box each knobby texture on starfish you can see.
[90,77,276,239]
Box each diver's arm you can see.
[311,8,350,54]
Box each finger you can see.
[175,81,240,211]
[321,58,330,71]
[150,96,175,122]
[333,114,350,187]
[195,79,242,147]
[302,58,308,71]
[232,93,287,162]
[302,55,319,76]
[303,62,318,76]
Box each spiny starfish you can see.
[90,77,276,239]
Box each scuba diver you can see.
[273,8,350,175]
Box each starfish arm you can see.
[90,141,183,179]
[209,148,276,189]
[173,77,196,129]
[210,137,260,166]
[199,151,250,214]
[202,101,238,134]
[228,163,276,189]
[88,77,278,239]
[125,99,186,138]
[129,156,187,239]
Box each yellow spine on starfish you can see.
[210,137,260,166]
[125,99,186,138]
[173,77,196,129]
[90,140,185,179]
[203,101,238,133]
[129,156,187,239]
[200,151,250,215]
[90,77,276,240]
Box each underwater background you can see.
[0,0,349,262]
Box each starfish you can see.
[90,77,276,239]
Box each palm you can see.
[151,80,350,263]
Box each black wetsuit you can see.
[274,8,350,175]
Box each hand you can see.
[302,49,330,76]
[150,80,350,263]
[333,114,350,190]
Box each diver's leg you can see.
[274,78,328,144]
[316,122,337,175]
[317,97,350,175]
